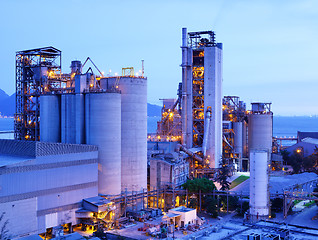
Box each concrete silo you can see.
[40,95,61,142]
[248,103,272,220]
[61,94,76,143]
[100,76,147,193]
[248,103,273,153]
[249,150,270,219]
[85,92,122,195]
[233,121,243,158]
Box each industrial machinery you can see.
[152,29,253,176]
[15,47,72,141]
[15,46,147,197]
[181,28,223,169]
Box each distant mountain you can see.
[0,88,162,117]
[0,90,15,117]
[147,103,162,117]
[0,89,9,102]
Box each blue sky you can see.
[0,0,317,115]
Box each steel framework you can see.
[15,47,67,141]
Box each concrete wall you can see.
[0,141,99,238]
[169,207,197,226]
[149,158,189,190]
[0,198,37,237]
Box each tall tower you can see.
[181,28,223,168]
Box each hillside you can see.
[147,103,162,117]
[0,89,9,102]
[0,90,15,117]
[0,89,161,117]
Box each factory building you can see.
[14,47,147,197]
[181,28,223,169]
[0,139,98,237]
[149,152,189,190]
[2,46,148,236]
[284,131,318,158]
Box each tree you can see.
[216,158,231,190]
[271,198,283,212]
[280,150,290,165]
[182,178,217,213]
[0,212,10,240]
[289,152,303,174]
[220,195,239,211]
[236,201,249,216]
[182,178,216,193]
[203,196,218,218]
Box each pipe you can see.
[177,144,203,162]
[181,28,188,146]
[202,107,212,156]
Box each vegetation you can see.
[230,175,249,189]
[281,147,318,174]
[182,178,239,217]
[182,178,219,217]
[0,212,10,240]
[236,201,249,216]
[220,195,239,211]
[216,158,231,190]
[202,196,218,218]
[271,198,283,212]
[182,178,216,193]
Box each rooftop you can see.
[231,172,318,194]
[170,206,195,213]
[83,196,111,206]
[0,139,98,158]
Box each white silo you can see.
[233,122,243,157]
[85,92,122,195]
[249,150,270,219]
[40,95,61,142]
[100,76,147,193]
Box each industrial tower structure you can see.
[181,28,223,168]
[15,47,71,141]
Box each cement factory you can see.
[1,28,318,240]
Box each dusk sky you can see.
[0,0,317,115]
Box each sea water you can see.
[148,116,318,138]
[1,116,318,139]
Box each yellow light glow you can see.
[296,149,301,153]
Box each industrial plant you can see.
[1,28,318,240]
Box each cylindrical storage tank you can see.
[249,150,270,218]
[248,114,273,152]
[119,77,147,193]
[40,95,61,142]
[61,94,76,143]
[85,92,121,195]
[100,77,147,193]
[233,122,243,157]
[70,60,82,74]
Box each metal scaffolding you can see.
[15,46,70,141]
